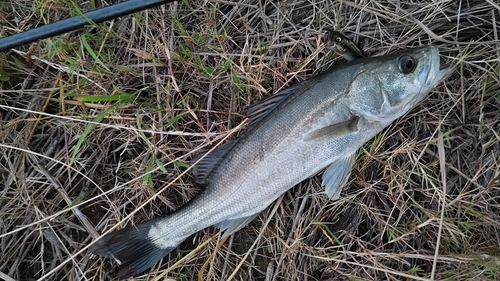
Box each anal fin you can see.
[217,214,259,237]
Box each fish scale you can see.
[90,45,451,279]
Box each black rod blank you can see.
[0,0,177,52]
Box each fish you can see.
[323,29,367,61]
[89,45,450,278]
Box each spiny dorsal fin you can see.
[244,68,340,130]
[244,84,298,129]
[191,141,235,186]
[244,77,321,130]
[190,83,302,184]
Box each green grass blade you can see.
[66,94,135,102]
[81,34,110,72]
[70,100,127,162]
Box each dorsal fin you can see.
[191,82,304,186]
[244,80,309,130]
[191,141,235,186]
[244,72,332,130]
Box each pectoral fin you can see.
[322,153,356,200]
[307,117,359,141]
[217,214,259,237]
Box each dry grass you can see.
[0,0,499,280]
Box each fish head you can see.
[347,45,450,126]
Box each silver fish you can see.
[90,45,449,278]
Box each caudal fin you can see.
[89,219,176,279]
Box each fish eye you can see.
[398,55,417,74]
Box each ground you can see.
[0,0,499,280]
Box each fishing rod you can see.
[0,0,178,52]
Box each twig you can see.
[431,131,447,280]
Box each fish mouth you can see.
[435,67,452,84]
[405,46,449,112]
[424,46,452,89]
[433,47,454,84]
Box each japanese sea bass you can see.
[90,45,450,278]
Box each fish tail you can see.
[89,218,179,278]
